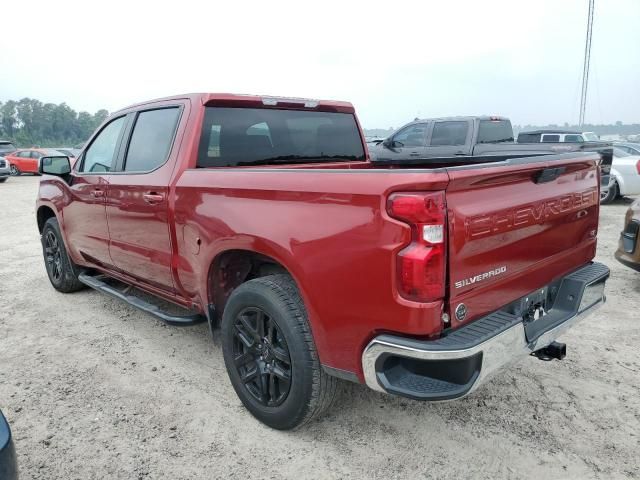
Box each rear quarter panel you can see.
[173,168,449,376]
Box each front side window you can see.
[81,116,126,173]
[197,107,365,167]
[393,124,428,147]
[18,151,31,158]
[124,107,181,172]
[430,121,469,146]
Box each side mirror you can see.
[383,138,399,149]
[39,156,71,176]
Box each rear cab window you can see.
[477,119,514,144]
[197,107,365,167]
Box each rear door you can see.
[444,154,601,327]
[424,120,472,157]
[106,105,184,292]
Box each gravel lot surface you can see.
[1,176,639,479]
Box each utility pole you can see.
[579,0,595,127]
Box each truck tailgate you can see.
[445,153,601,326]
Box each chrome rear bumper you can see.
[362,262,609,401]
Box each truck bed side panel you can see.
[173,168,449,376]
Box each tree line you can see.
[0,98,109,148]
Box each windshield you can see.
[197,107,365,167]
[477,120,514,143]
[583,132,599,141]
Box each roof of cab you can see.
[412,115,510,122]
[114,93,355,115]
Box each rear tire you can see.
[41,217,85,293]
[221,274,337,430]
[600,180,618,204]
[0,178,7,183]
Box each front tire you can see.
[221,274,337,430]
[0,178,7,183]
[9,164,20,176]
[41,217,85,293]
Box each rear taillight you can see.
[387,192,446,302]
[636,159,640,175]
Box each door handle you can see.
[143,193,164,204]
[90,189,104,198]
[409,152,421,157]
[455,151,467,156]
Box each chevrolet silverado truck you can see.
[36,94,609,430]
[370,116,611,164]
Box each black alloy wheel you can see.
[232,307,292,407]
[40,217,85,293]
[44,230,63,283]
[221,274,337,430]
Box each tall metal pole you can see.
[579,0,595,127]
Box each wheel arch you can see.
[36,204,58,233]
[206,249,298,320]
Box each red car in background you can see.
[6,148,73,175]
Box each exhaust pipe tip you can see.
[533,341,566,361]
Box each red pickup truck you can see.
[36,93,609,430]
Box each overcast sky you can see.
[1,0,639,128]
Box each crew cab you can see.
[36,94,609,430]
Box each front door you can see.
[106,106,182,292]
[64,115,127,268]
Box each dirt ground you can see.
[1,175,639,480]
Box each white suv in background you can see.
[517,130,599,143]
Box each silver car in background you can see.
[0,156,10,183]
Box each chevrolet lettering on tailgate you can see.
[464,188,598,240]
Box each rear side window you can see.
[124,108,180,172]
[81,116,126,173]
[430,121,469,146]
[541,134,560,142]
[197,107,365,167]
[477,120,514,144]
